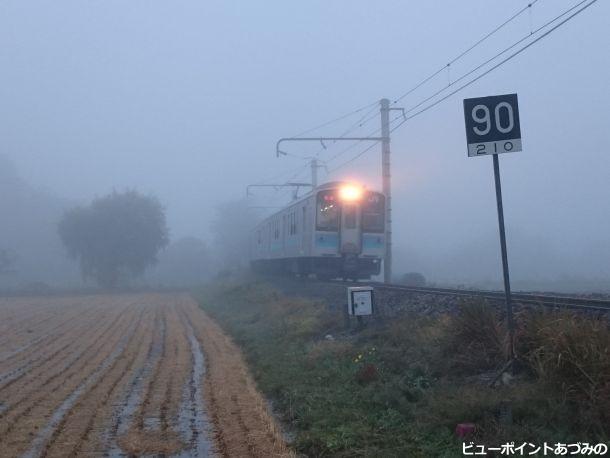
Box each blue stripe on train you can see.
[315,232,339,249]
[362,234,384,249]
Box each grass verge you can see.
[196,280,609,457]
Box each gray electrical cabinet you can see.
[347,286,374,316]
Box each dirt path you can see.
[0,293,292,457]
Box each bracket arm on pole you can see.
[276,136,385,157]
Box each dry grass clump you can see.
[268,296,339,339]
[517,309,610,433]
[306,340,354,365]
[445,300,508,373]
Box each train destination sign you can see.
[463,93,522,157]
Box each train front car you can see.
[314,183,385,279]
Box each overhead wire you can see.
[291,100,379,138]
[392,0,540,105]
[252,161,310,186]
[390,0,598,133]
[329,0,597,173]
[270,1,540,175]
[324,0,542,173]
[400,0,592,120]
[252,100,379,191]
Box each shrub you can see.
[399,272,426,287]
[517,309,610,434]
[444,300,507,373]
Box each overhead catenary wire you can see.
[253,100,379,191]
[321,0,546,173]
[392,0,540,105]
[399,0,593,120]
[266,2,544,181]
[291,102,384,162]
[327,139,380,174]
[291,99,379,138]
[390,0,598,133]
[329,0,597,173]
[252,161,310,186]
[283,1,540,154]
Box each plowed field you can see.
[0,293,291,458]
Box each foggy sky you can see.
[1,1,609,287]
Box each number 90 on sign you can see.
[463,93,522,158]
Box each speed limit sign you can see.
[463,93,522,157]
[461,93,524,365]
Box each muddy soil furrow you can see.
[0,298,63,339]
[0,302,137,438]
[135,302,168,432]
[174,300,214,457]
[0,292,291,457]
[104,305,164,457]
[0,306,108,386]
[0,300,90,356]
[117,301,190,456]
[148,303,178,433]
[0,300,98,356]
[21,306,147,458]
[0,302,130,401]
[0,303,100,363]
[40,306,154,458]
[160,302,192,434]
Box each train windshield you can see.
[362,192,385,233]
[316,190,339,231]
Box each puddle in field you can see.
[173,317,214,457]
[105,312,166,457]
[104,308,213,458]
[21,312,142,458]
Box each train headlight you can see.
[339,185,363,201]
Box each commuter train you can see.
[249,181,385,279]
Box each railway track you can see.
[328,280,610,312]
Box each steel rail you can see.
[326,280,610,312]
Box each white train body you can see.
[250,182,385,279]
